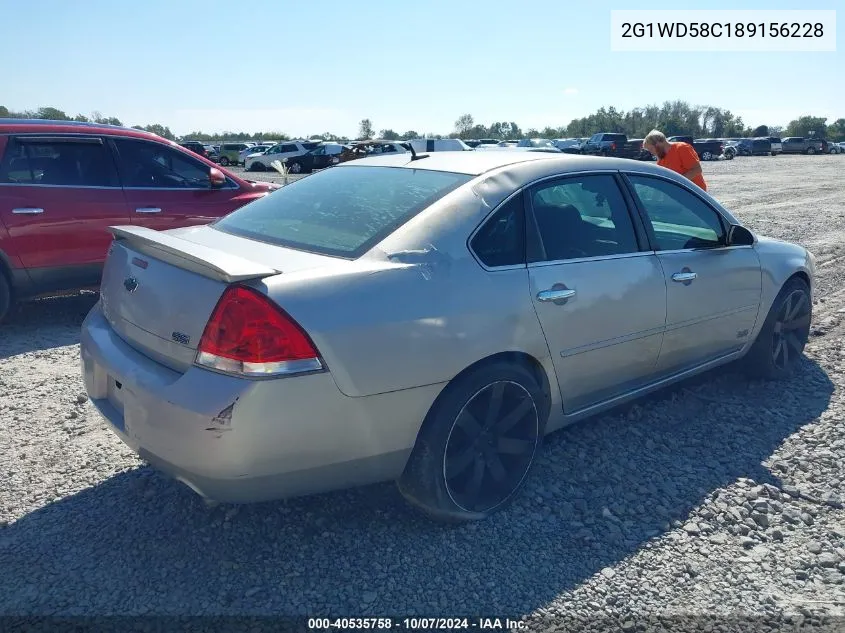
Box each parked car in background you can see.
[245,141,321,171]
[666,136,725,161]
[768,137,782,155]
[0,119,279,321]
[581,133,641,159]
[496,141,519,147]
[239,145,268,164]
[204,145,220,163]
[476,145,562,154]
[464,140,482,148]
[477,139,500,146]
[283,145,343,174]
[217,142,256,166]
[180,141,214,160]
[552,138,582,153]
[408,138,473,153]
[517,138,556,149]
[628,139,657,161]
[781,137,818,155]
[79,150,815,521]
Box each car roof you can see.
[334,150,670,177]
[0,118,168,143]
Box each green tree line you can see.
[2,103,843,143]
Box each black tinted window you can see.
[628,175,725,250]
[114,138,213,188]
[213,166,472,258]
[280,144,298,153]
[530,175,639,262]
[471,193,525,267]
[0,138,117,186]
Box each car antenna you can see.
[402,142,428,161]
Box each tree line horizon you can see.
[2,103,843,144]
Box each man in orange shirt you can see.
[643,130,707,191]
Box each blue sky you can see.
[2,0,841,137]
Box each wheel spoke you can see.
[773,337,784,366]
[786,292,807,321]
[780,294,794,322]
[497,437,533,455]
[446,445,477,480]
[464,458,485,497]
[484,383,505,427]
[785,331,803,356]
[783,313,811,331]
[484,449,508,484]
[780,336,790,366]
[455,410,483,440]
[495,399,534,434]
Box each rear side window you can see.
[530,175,639,261]
[212,165,472,258]
[0,137,118,187]
[471,193,525,267]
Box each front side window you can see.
[0,138,117,187]
[627,175,725,250]
[212,166,472,258]
[113,138,212,189]
[530,175,639,262]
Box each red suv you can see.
[0,119,279,321]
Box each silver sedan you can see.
[80,151,815,521]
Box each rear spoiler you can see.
[109,226,281,283]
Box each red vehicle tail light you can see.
[610,143,617,150]
[196,286,323,377]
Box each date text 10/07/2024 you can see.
[307,618,527,630]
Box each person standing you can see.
[643,130,707,191]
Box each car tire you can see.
[701,151,713,161]
[397,361,549,522]
[288,161,302,174]
[742,277,812,381]
[219,157,230,166]
[807,148,816,155]
[0,271,12,324]
[251,162,265,172]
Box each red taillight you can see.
[610,143,617,150]
[196,286,322,377]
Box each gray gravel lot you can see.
[1,155,845,631]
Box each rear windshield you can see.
[212,165,472,258]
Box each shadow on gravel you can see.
[0,293,98,359]
[0,357,834,616]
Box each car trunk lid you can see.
[100,225,337,372]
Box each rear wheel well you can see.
[426,352,553,428]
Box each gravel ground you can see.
[1,155,845,632]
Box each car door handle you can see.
[537,288,576,302]
[12,207,44,215]
[135,207,162,214]
[671,271,697,282]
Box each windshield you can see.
[212,166,472,258]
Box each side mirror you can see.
[209,167,226,188]
[727,224,755,246]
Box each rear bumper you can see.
[80,303,438,503]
